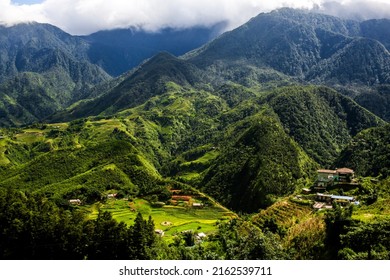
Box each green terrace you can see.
[84,198,235,241]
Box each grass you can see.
[253,199,313,228]
[85,198,233,241]
[15,131,45,144]
[177,172,201,181]
[183,150,219,166]
[352,198,390,222]
[0,139,10,165]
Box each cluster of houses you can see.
[154,229,207,243]
[170,193,205,208]
[68,193,118,205]
[302,168,360,210]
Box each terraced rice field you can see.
[87,198,234,240]
[252,199,313,228]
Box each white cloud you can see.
[316,0,390,20]
[0,0,390,35]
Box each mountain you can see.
[0,22,223,126]
[56,8,390,123]
[1,9,390,260]
[187,8,390,84]
[1,82,383,213]
[200,110,316,212]
[49,52,205,121]
[0,23,111,126]
[354,85,390,122]
[264,86,383,165]
[0,23,95,82]
[336,123,390,177]
[183,8,390,120]
[360,19,390,51]
[83,24,225,76]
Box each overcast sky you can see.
[2,0,390,35]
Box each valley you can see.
[0,8,389,260]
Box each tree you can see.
[128,213,156,259]
[324,204,354,259]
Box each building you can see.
[69,199,81,205]
[315,193,355,208]
[317,169,337,187]
[302,188,311,194]
[315,168,355,189]
[192,202,203,208]
[336,168,355,183]
[107,193,117,199]
[316,193,333,203]
[331,195,355,206]
[315,169,337,191]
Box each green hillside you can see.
[0,23,111,126]
[336,123,390,177]
[1,8,390,260]
[0,83,382,214]
[265,86,384,165]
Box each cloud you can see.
[0,0,390,35]
[315,1,390,20]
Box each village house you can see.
[316,193,333,203]
[336,168,355,183]
[195,232,207,243]
[192,202,203,208]
[315,168,355,190]
[155,229,164,237]
[331,195,355,206]
[314,193,356,209]
[69,199,81,205]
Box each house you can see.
[316,193,333,203]
[170,189,182,194]
[331,195,355,206]
[192,202,203,208]
[107,193,117,199]
[69,199,81,205]
[336,168,355,183]
[155,229,164,237]
[316,193,355,207]
[317,169,337,187]
[302,188,311,194]
[315,168,355,189]
[195,232,207,243]
[317,169,338,181]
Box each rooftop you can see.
[331,195,354,201]
[318,169,337,174]
[336,168,354,174]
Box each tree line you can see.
[1,188,389,260]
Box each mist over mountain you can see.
[188,8,390,82]
[83,24,225,76]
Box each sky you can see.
[2,0,390,35]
